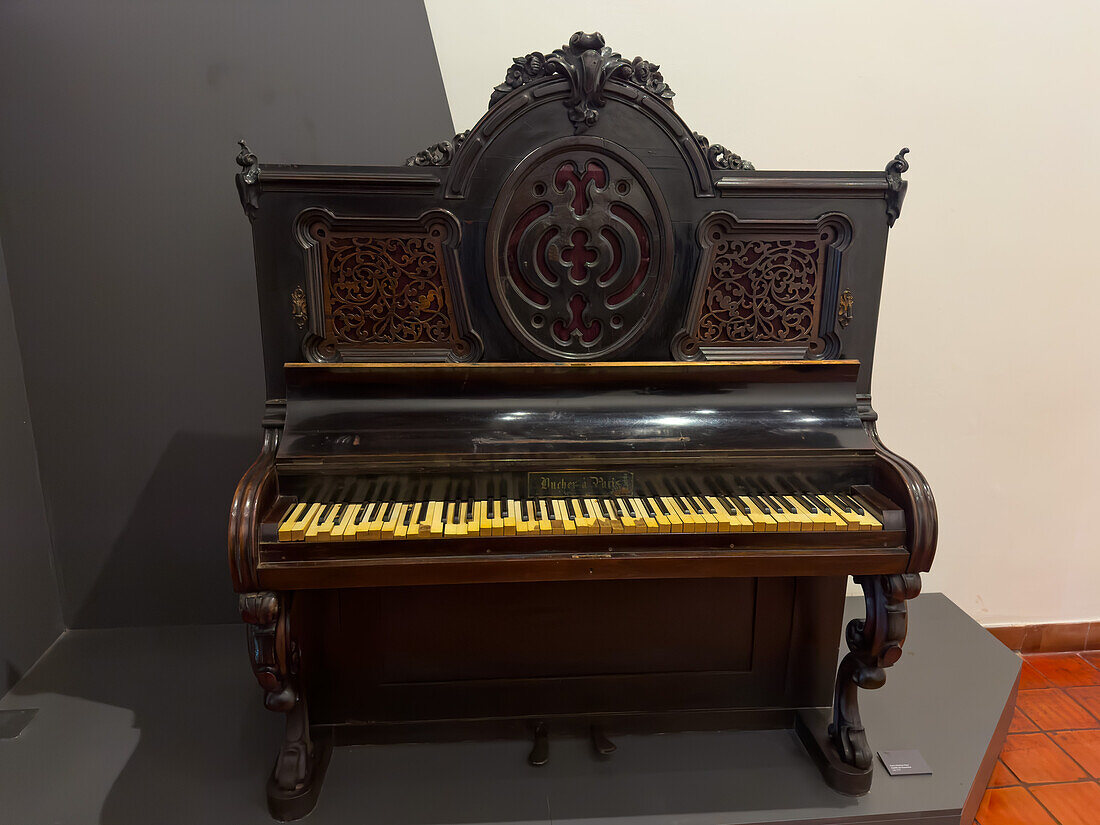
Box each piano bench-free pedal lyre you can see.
[528,722,550,767]
[591,725,617,758]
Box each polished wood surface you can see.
[228,29,936,820]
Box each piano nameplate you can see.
[527,470,633,498]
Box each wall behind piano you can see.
[426,0,1100,626]
[0,0,455,628]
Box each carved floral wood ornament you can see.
[407,31,751,170]
[676,212,851,360]
[296,210,480,362]
[492,31,674,132]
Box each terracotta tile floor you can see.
[975,653,1100,824]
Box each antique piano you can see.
[229,31,936,821]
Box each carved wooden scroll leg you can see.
[795,573,922,795]
[240,592,331,821]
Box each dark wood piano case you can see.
[229,31,937,820]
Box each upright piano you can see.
[230,31,937,821]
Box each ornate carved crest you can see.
[490,31,674,133]
[676,212,851,360]
[406,32,749,171]
[487,137,672,360]
[296,209,480,362]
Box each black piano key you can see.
[763,494,793,514]
[354,486,375,524]
[837,492,865,516]
[465,480,476,523]
[687,479,717,514]
[806,493,832,515]
[748,495,771,515]
[795,493,819,514]
[646,485,671,517]
[716,477,751,514]
[639,496,657,519]
[671,479,698,514]
[703,475,725,500]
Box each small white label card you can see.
[878,749,932,776]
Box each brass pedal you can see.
[528,722,549,767]
[591,725,616,757]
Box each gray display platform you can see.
[0,594,1018,825]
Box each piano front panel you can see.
[305,576,843,728]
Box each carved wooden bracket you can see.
[829,573,922,769]
[240,591,315,797]
[885,148,909,227]
[239,591,297,712]
[235,139,260,221]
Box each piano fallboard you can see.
[276,360,874,471]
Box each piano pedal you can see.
[527,722,549,767]
[590,725,616,758]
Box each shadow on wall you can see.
[71,430,262,628]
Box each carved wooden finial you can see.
[885,147,910,227]
[235,139,260,220]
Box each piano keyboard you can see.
[275,483,883,542]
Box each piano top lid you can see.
[276,360,877,468]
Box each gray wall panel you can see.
[0,238,63,692]
[0,0,454,627]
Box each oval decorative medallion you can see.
[487,137,672,359]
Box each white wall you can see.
[426,0,1100,625]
